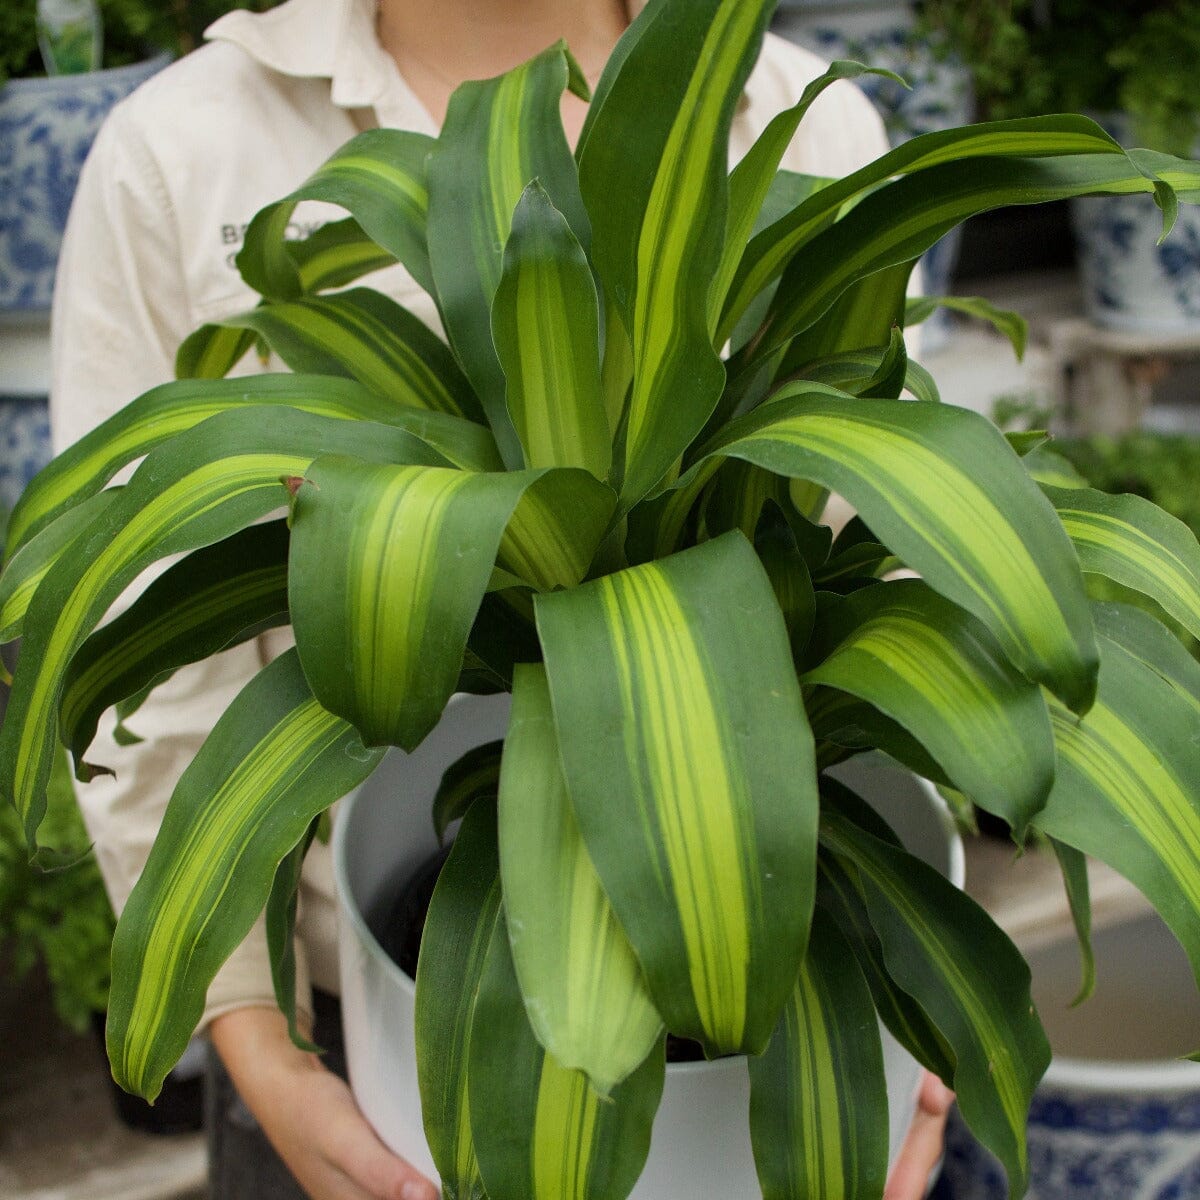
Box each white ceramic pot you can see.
[942,910,1200,1199]
[334,696,964,1197]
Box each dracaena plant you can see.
[4,1,1200,1196]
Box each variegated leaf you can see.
[1042,482,1200,643]
[236,128,435,300]
[535,531,818,1057]
[805,579,1056,836]
[492,182,609,479]
[468,910,664,1200]
[748,908,889,1200]
[578,0,774,505]
[821,783,1050,1199]
[1035,602,1200,993]
[687,388,1097,712]
[60,521,291,771]
[107,649,382,1098]
[499,664,662,1093]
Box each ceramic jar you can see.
[334,697,964,1199]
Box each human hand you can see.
[210,1006,439,1200]
[884,1071,956,1200]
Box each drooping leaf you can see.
[415,799,500,1200]
[0,491,117,643]
[60,521,291,772]
[5,374,464,555]
[433,741,504,845]
[687,387,1098,712]
[748,908,889,1200]
[720,116,1129,342]
[1042,482,1200,644]
[1050,838,1096,1007]
[183,290,485,424]
[236,128,436,300]
[1034,605,1200,994]
[499,664,662,1094]
[288,458,613,749]
[492,182,610,480]
[107,649,383,1098]
[536,531,818,1057]
[1,409,438,847]
[468,911,664,1200]
[805,579,1056,837]
[820,785,1050,1200]
[266,815,321,1053]
[905,295,1028,361]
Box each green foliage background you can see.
[0,0,284,87]
[0,745,114,1032]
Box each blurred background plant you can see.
[0,0,285,87]
[0,744,113,1033]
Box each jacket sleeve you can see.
[48,100,312,1037]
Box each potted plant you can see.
[4,1,1200,1196]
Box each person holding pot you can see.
[50,1,950,1197]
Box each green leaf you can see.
[266,816,321,1053]
[1049,838,1096,1007]
[468,911,664,1200]
[427,43,587,469]
[288,458,613,749]
[720,116,1128,342]
[184,290,485,425]
[499,665,662,1094]
[578,0,774,506]
[816,848,956,1084]
[59,521,291,773]
[1022,444,1089,490]
[1,408,438,848]
[790,339,941,405]
[905,295,1028,361]
[415,798,500,1200]
[536,532,818,1057]
[753,503,817,661]
[1035,604,1200,994]
[492,182,610,479]
[689,388,1099,712]
[0,491,117,643]
[433,741,504,845]
[820,785,1050,1199]
[714,60,904,333]
[6,374,454,556]
[285,216,399,295]
[107,649,383,1098]
[236,128,435,300]
[805,579,1056,837]
[1042,483,1200,644]
[748,908,889,1200]
[175,322,258,380]
[757,153,1179,365]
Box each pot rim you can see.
[333,750,966,1080]
[1042,1055,1200,1096]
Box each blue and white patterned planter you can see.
[0,392,53,511]
[940,911,1200,1199]
[0,53,169,314]
[1070,112,1200,334]
[771,3,973,348]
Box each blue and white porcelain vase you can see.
[1071,116,1200,334]
[771,1,974,350]
[940,910,1200,1199]
[0,52,169,314]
